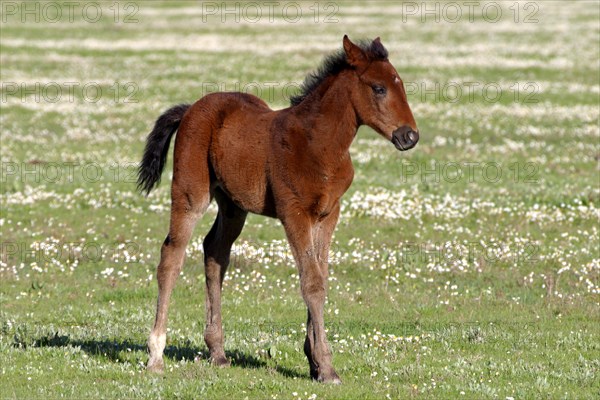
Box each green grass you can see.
[1,1,599,399]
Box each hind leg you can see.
[147,182,210,373]
[203,191,247,366]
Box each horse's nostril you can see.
[392,126,419,151]
[407,130,418,143]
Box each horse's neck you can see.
[293,73,358,162]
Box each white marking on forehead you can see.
[394,76,400,84]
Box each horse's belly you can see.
[215,170,272,216]
[210,135,273,216]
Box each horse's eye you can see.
[372,85,386,96]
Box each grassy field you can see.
[1,1,599,399]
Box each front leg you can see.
[283,208,341,384]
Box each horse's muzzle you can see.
[392,126,419,151]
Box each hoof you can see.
[147,358,164,373]
[210,354,230,368]
[316,370,342,384]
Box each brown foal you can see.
[137,35,419,383]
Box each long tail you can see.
[137,103,191,195]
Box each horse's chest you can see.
[309,165,354,219]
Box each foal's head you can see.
[343,35,419,151]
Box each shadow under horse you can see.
[25,332,303,378]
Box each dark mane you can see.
[290,39,388,106]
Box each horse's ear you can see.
[343,35,367,67]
